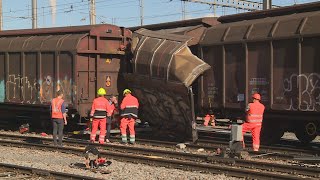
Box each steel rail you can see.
[0,134,319,179]
[0,132,317,160]
[197,131,320,156]
[106,136,317,160]
[0,162,102,180]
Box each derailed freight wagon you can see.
[126,29,211,141]
[0,24,131,131]
[199,2,320,144]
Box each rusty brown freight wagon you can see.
[0,24,131,131]
[199,2,320,144]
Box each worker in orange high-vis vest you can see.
[242,93,265,152]
[120,89,139,144]
[51,90,67,147]
[90,88,111,144]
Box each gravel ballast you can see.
[0,146,240,180]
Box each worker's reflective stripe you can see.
[52,106,61,112]
[99,135,105,142]
[248,114,262,117]
[93,115,106,118]
[125,105,138,108]
[121,112,138,118]
[129,135,135,143]
[95,109,106,111]
[93,110,107,118]
[121,135,127,142]
[90,134,96,141]
[247,119,262,123]
[121,106,138,118]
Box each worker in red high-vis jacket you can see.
[90,88,111,144]
[120,89,139,144]
[203,110,215,127]
[51,90,67,147]
[242,93,265,152]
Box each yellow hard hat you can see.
[123,89,131,95]
[97,88,107,95]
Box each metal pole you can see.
[213,0,216,17]
[189,87,198,143]
[42,7,45,28]
[32,0,37,29]
[90,0,96,25]
[0,0,2,30]
[263,0,272,10]
[140,0,143,26]
[90,0,92,25]
[182,1,186,20]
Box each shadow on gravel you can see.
[24,137,44,144]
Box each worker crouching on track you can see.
[242,93,265,152]
[204,110,215,127]
[120,89,139,144]
[90,88,111,144]
[51,90,67,146]
[106,95,118,143]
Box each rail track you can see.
[0,133,319,179]
[197,129,320,155]
[100,132,320,160]
[0,162,101,180]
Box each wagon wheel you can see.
[295,121,318,144]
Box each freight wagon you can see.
[127,18,216,141]
[0,24,131,131]
[126,2,320,144]
[199,2,320,144]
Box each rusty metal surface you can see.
[133,28,210,87]
[129,17,218,31]
[201,11,320,46]
[0,24,118,36]
[200,9,320,113]
[218,1,320,23]
[130,17,219,46]
[0,24,129,118]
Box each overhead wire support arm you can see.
[180,0,280,12]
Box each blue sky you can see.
[2,0,319,30]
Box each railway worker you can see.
[106,95,118,143]
[120,89,139,144]
[204,110,215,127]
[90,88,111,144]
[242,93,265,152]
[51,90,67,147]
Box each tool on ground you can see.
[19,124,29,134]
[84,145,108,169]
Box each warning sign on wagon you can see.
[106,76,111,87]
[106,58,112,64]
